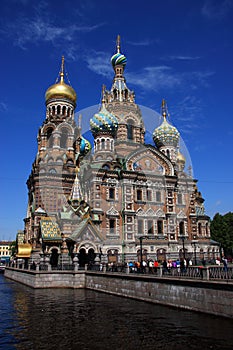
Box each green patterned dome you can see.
[111,52,127,67]
[90,104,118,136]
[153,117,180,148]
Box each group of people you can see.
[127,258,190,274]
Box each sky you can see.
[0,0,233,240]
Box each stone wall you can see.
[5,268,233,318]
[85,272,233,319]
[4,268,85,289]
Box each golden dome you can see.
[177,151,186,163]
[45,56,77,104]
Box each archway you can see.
[78,247,96,267]
[50,248,59,267]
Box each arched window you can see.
[60,128,69,148]
[46,128,54,148]
[198,223,202,235]
[127,119,134,140]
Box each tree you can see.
[210,212,233,258]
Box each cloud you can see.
[164,55,201,61]
[0,102,8,112]
[127,39,156,46]
[84,51,113,78]
[201,0,233,19]
[1,12,104,50]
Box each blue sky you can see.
[0,0,233,240]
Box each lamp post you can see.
[180,236,186,260]
[138,235,149,272]
[192,241,198,265]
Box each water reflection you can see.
[1,275,233,350]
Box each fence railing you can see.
[6,261,233,282]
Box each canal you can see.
[0,274,233,349]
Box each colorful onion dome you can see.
[111,52,127,67]
[80,136,91,156]
[177,151,186,164]
[153,99,180,148]
[45,56,77,105]
[111,35,127,68]
[90,103,118,136]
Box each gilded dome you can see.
[177,151,186,163]
[90,103,118,136]
[153,100,180,148]
[45,57,77,104]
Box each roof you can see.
[40,218,62,242]
[17,244,32,258]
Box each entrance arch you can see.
[50,248,59,267]
[78,247,96,267]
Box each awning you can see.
[16,244,32,258]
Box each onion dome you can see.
[80,136,91,156]
[45,56,77,104]
[90,97,118,136]
[177,151,186,164]
[153,99,180,148]
[111,35,127,68]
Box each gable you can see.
[125,145,174,176]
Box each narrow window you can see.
[137,189,142,201]
[109,188,115,200]
[60,128,69,148]
[147,190,152,201]
[138,219,144,234]
[179,221,185,235]
[148,220,154,234]
[109,219,115,234]
[157,220,163,234]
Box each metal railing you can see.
[6,261,233,282]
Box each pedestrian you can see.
[222,256,228,272]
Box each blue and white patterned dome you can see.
[90,104,118,136]
[153,117,180,148]
[80,136,91,155]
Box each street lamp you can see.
[138,236,149,272]
[191,241,198,265]
[180,236,186,260]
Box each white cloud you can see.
[202,0,233,19]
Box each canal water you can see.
[1,274,233,350]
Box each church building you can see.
[21,36,217,267]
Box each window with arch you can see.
[127,119,134,140]
[60,128,69,148]
[46,128,54,148]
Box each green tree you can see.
[210,212,233,257]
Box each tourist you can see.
[222,256,228,272]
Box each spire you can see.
[161,99,167,119]
[68,167,83,211]
[116,34,121,53]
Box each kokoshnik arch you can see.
[18,36,218,267]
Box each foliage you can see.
[210,212,233,257]
[9,240,16,257]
